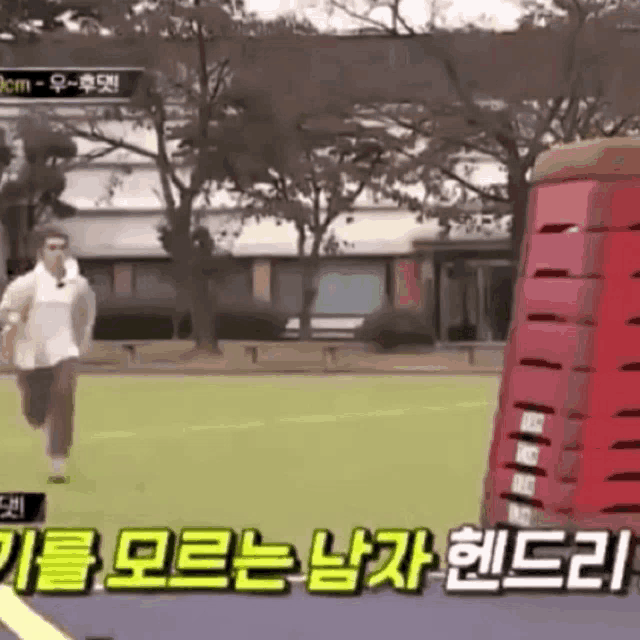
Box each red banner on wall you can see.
[395,260,421,308]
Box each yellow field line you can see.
[0,585,77,639]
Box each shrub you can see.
[356,308,435,351]
[93,298,288,341]
[177,300,288,341]
[93,300,176,340]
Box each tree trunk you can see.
[299,255,318,341]
[174,253,221,355]
[507,169,531,328]
[509,181,529,278]
[189,265,220,353]
[461,275,470,327]
[170,207,220,356]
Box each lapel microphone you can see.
[56,265,67,289]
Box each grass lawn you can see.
[0,374,500,578]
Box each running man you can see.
[0,225,96,483]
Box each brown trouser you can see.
[16,358,78,458]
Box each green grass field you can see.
[1,374,500,574]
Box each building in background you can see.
[54,202,512,342]
[53,204,431,318]
[0,107,513,342]
[414,234,512,342]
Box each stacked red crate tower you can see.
[483,138,640,535]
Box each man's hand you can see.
[1,325,17,363]
[78,330,92,356]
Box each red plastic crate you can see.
[485,498,571,529]
[568,511,640,534]
[528,180,640,233]
[580,416,640,449]
[491,407,584,456]
[524,231,640,279]
[594,277,640,328]
[511,277,640,329]
[589,323,640,370]
[484,406,586,528]
[496,438,558,472]
[607,184,640,229]
[528,181,600,233]
[496,407,558,443]
[489,414,583,478]
[511,278,603,325]
[543,449,580,482]
[509,323,595,371]
[581,370,640,417]
[486,177,640,533]
[524,232,605,278]
[495,441,582,485]
[502,366,591,418]
[506,322,640,373]
[488,408,563,466]
[575,450,640,482]
[601,232,640,277]
[490,467,577,512]
[572,481,640,514]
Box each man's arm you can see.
[0,274,34,363]
[80,279,97,329]
[75,278,97,354]
[0,274,34,327]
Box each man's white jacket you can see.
[0,258,97,370]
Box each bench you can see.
[243,341,346,368]
[98,339,507,368]
[92,340,352,369]
[95,340,162,366]
[436,341,507,365]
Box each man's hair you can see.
[30,225,70,255]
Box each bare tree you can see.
[327,0,640,296]
[47,0,248,355]
[227,111,400,339]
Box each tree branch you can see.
[62,146,121,170]
[436,53,514,143]
[60,122,158,162]
[560,94,582,142]
[330,0,399,34]
[146,97,185,212]
[576,95,605,138]
[437,166,510,202]
[309,169,322,230]
[605,114,636,136]
[278,172,290,201]
[209,59,231,106]
[388,0,416,35]
[343,177,368,208]
[189,21,213,197]
[438,135,506,162]
[522,97,564,168]
[553,0,589,142]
